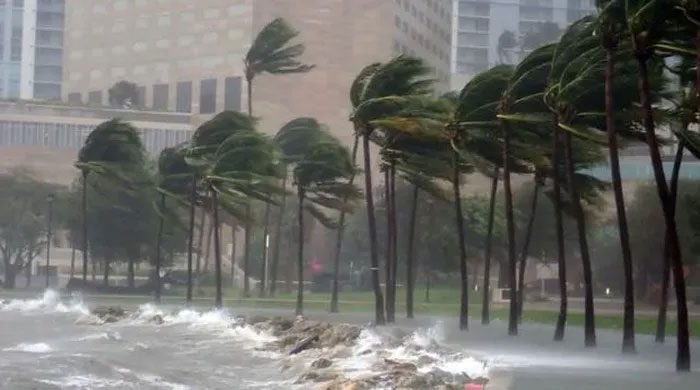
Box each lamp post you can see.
[46,193,55,288]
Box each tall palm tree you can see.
[350,56,433,325]
[271,118,328,297]
[189,131,282,308]
[155,145,192,304]
[625,0,691,371]
[596,0,637,353]
[516,170,543,321]
[245,18,313,289]
[293,139,357,315]
[77,119,146,285]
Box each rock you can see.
[311,358,333,369]
[150,314,164,325]
[395,374,431,389]
[416,355,437,366]
[269,316,294,332]
[323,377,376,390]
[384,359,417,372]
[248,315,269,325]
[290,334,320,355]
[296,370,339,383]
[318,324,362,347]
[425,368,454,386]
[92,306,126,321]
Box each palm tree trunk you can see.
[81,170,89,282]
[212,190,223,308]
[243,204,252,297]
[103,257,110,287]
[259,204,271,297]
[552,115,567,342]
[91,258,96,281]
[517,176,540,322]
[186,175,196,304]
[452,148,469,331]
[656,138,685,343]
[203,217,214,273]
[296,186,305,316]
[637,56,690,371]
[270,176,288,297]
[127,258,135,288]
[406,185,419,319]
[196,207,206,275]
[502,122,518,336]
[482,170,499,325]
[362,132,386,325]
[605,48,635,353]
[388,162,398,323]
[331,135,359,313]
[563,131,596,347]
[230,225,237,286]
[383,168,395,323]
[247,76,253,117]
[70,244,76,279]
[154,193,165,304]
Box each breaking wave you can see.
[3,342,53,353]
[0,290,88,316]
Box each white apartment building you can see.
[450,0,596,89]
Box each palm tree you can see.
[516,170,544,321]
[349,56,433,325]
[271,118,328,297]
[625,0,691,370]
[190,131,282,308]
[245,18,313,288]
[77,119,146,285]
[155,145,192,304]
[292,139,357,315]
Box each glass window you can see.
[88,90,102,105]
[176,81,192,113]
[224,76,241,111]
[152,83,169,110]
[200,78,217,114]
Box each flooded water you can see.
[0,291,698,389]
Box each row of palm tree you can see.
[73,3,699,373]
[341,0,699,372]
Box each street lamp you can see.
[46,193,55,289]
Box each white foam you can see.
[0,290,88,315]
[76,331,122,342]
[3,342,53,353]
[38,375,131,388]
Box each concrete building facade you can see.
[0,0,65,100]
[61,0,452,145]
[450,0,595,89]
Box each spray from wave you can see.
[0,290,88,315]
[3,342,53,353]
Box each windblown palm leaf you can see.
[245,18,314,80]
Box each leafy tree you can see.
[0,170,63,288]
[108,80,140,109]
[77,119,147,286]
[498,31,518,64]
[293,139,357,315]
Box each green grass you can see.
[4,286,699,337]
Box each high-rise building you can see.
[450,0,595,89]
[0,0,65,100]
[62,0,452,145]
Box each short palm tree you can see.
[349,55,433,325]
[76,119,146,285]
[293,139,357,315]
[270,118,329,297]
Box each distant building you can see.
[0,100,193,184]
[61,0,452,146]
[0,0,65,100]
[450,0,596,90]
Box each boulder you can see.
[323,377,377,390]
[318,324,362,347]
[247,315,269,325]
[92,306,126,320]
[311,358,333,369]
[384,359,417,372]
[296,370,339,383]
[416,355,437,366]
[150,314,164,325]
[290,334,320,355]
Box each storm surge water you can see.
[0,291,489,389]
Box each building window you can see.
[224,77,242,111]
[176,81,192,113]
[68,92,82,104]
[136,86,146,108]
[152,84,169,110]
[200,78,217,114]
[88,90,103,105]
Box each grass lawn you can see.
[3,285,699,337]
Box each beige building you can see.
[61,0,452,145]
